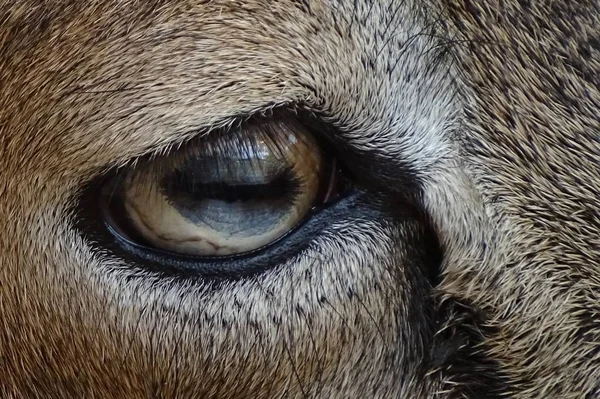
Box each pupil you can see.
[161,166,300,204]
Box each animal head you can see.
[1,1,599,397]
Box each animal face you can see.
[1,1,599,397]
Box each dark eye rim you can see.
[73,107,361,280]
[76,178,363,281]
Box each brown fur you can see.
[1,0,599,398]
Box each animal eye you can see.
[99,115,347,258]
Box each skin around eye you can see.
[100,117,335,257]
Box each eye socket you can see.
[99,114,349,258]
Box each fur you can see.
[0,0,598,397]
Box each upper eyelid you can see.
[92,103,291,175]
[106,103,329,173]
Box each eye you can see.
[99,114,349,258]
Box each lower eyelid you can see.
[79,182,364,281]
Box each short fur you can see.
[1,0,599,398]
